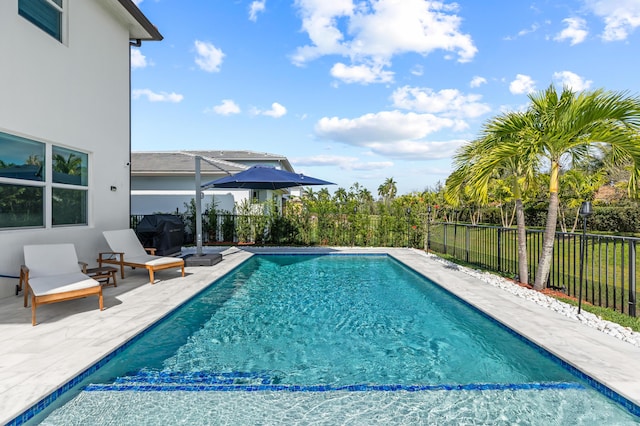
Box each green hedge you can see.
[474,204,640,234]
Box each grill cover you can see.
[135,214,185,256]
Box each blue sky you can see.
[130,0,640,196]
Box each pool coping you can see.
[2,247,640,424]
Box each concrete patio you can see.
[1,247,640,424]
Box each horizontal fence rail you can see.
[131,213,637,317]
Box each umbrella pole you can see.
[195,156,203,256]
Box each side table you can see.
[85,266,118,287]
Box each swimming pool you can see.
[27,254,640,424]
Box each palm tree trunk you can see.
[514,197,528,285]
[509,203,516,228]
[534,163,561,290]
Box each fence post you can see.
[465,226,470,263]
[497,228,502,273]
[629,240,637,317]
[443,224,448,255]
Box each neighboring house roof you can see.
[131,151,247,176]
[131,150,294,176]
[105,0,163,41]
[184,150,294,172]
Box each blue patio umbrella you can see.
[202,165,335,190]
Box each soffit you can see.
[100,0,163,41]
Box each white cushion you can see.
[28,272,99,296]
[126,255,183,267]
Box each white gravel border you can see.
[421,251,640,348]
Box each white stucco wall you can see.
[131,174,287,216]
[131,190,244,216]
[0,1,135,298]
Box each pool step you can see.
[85,372,586,393]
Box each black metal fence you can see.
[131,213,638,317]
[428,223,638,317]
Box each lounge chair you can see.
[21,244,103,326]
[98,229,185,283]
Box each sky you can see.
[130,0,640,196]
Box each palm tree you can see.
[558,168,605,232]
[302,187,316,202]
[446,131,538,285]
[378,177,397,206]
[53,153,82,175]
[487,85,640,291]
[333,187,349,208]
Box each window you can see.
[52,146,88,186]
[52,146,88,226]
[52,187,87,226]
[0,131,89,229]
[0,133,45,229]
[18,0,64,42]
[0,184,44,228]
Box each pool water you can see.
[34,255,639,424]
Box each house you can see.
[0,0,162,299]
[131,150,297,216]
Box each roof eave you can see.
[113,0,163,41]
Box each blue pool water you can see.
[30,255,640,424]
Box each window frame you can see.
[0,131,90,230]
[18,0,66,43]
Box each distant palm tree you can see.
[302,187,316,201]
[378,177,397,206]
[487,85,640,290]
[558,168,605,233]
[333,187,348,206]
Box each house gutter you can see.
[117,0,163,41]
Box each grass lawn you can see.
[437,252,640,332]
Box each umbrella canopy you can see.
[202,165,334,190]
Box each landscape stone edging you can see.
[421,251,640,348]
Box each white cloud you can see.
[555,17,588,45]
[330,62,394,84]
[249,0,266,22]
[130,49,147,69]
[194,40,225,72]
[509,74,536,95]
[553,71,593,91]
[586,0,640,41]
[132,89,184,103]
[366,139,466,160]
[207,99,241,115]
[410,65,424,76]
[255,102,287,118]
[518,23,539,37]
[504,23,540,40]
[391,86,491,119]
[291,0,477,79]
[293,155,394,171]
[470,76,487,88]
[315,110,465,148]
[132,0,143,5]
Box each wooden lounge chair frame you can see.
[21,244,103,326]
[99,229,185,283]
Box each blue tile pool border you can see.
[84,380,586,393]
[8,252,640,424]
